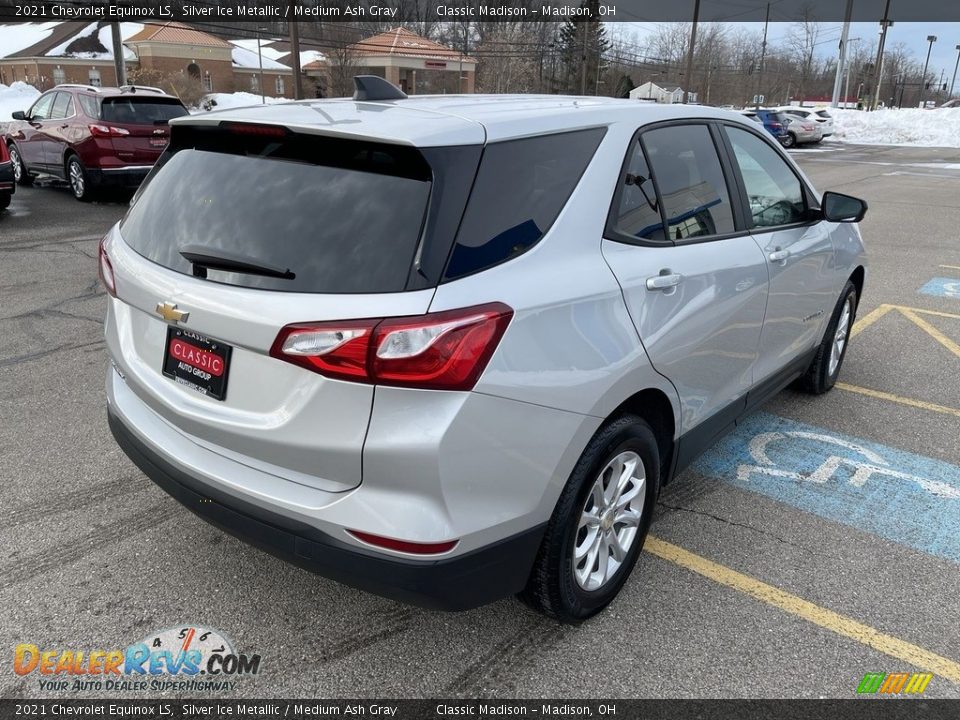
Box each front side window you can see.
[443,127,606,280]
[726,126,806,228]
[28,93,54,120]
[641,124,736,241]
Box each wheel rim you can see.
[573,450,646,592]
[10,147,22,182]
[828,296,853,376]
[69,161,84,197]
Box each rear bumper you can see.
[108,407,546,611]
[88,165,152,188]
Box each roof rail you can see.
[119,84,165,94]
[54,83,100,93]
[352,75,407,102]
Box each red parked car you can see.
[0,139,13,211]
[5,84,188,201]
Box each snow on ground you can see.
[0,81,40,121]
[198,91,289,112]
[829,107,960,148]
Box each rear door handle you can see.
[768,248,790,263]
[646,272,682,291]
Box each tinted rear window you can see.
[101,97,188,124]
[121,129,433,294]
[443,127,605,280]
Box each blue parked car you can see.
[741,109,789,144]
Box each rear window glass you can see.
[101,97,188,124]
[443,128,606,280]
[121,129,433,294]
[816,110,832,118]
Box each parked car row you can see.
[3,83,188,202]
[740,106,834,148]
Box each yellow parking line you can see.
[893,305,960,321]
[850,304,894,338]
[899,308,960,359]
[836,383,960,418]
[645,536,960,684]
[939,265,960,271]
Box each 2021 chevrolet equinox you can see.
[103,77,867,622]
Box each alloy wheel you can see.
[69,159,85,199]
[573,450,646,591]
[10,146,22,182]
[829,296,853,377]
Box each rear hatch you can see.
[106,122,479,492]
[98,95,188,163]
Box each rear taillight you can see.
[98,236,116,298]
[89,124,130,138]
[347,530,458,555]
[270,302,513,391]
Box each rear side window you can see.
[611,139,666,242]
[101,97,188,124]
[49,92,73,119]
[641,124,736,241]
[78,94,99,118]
[121,129,433,294]
[443,128,606,280]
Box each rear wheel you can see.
[8,144,32,186]
[799,280,857,394]
[0,192,9,211]
[781,133,797,148]
[67,155,93,201]
[519,415,660,622]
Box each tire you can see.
[8,144,32,186]
[66,155,93,201]
[798,280,858,395]
[519,415,661,623]
[0,193,9,211]
[781,133,797,148]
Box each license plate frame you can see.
[162,327,232,401]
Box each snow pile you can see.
[0,81,40,121]
[829,107,960,147]
[0,22,59,57]
[196,91,289,113]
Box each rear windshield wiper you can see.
[179,244,296,280]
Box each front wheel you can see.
[519,415,660,623]
[67,155,93,201]
[8,144,32,186]
[799,280,858,394]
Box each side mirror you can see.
[11,110,26,120]
[821,191,867,223]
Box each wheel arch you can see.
[605,387,676,488]
[849,265,866,309]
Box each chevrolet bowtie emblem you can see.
[155,302,189,324]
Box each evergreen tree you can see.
[558,0,610,95]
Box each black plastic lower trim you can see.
[108,409,545,611]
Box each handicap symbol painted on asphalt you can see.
[694,412,960,563]
[918,277,960,299]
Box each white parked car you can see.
[777,106,834,137]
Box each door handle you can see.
[646,271,682,291]
[768,248,790,263]
[60,124,69,129]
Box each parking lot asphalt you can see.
[2,143,959,700]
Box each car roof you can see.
[172,94,756,147]
[51,84,179,100]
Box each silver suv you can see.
[103,78,867,622]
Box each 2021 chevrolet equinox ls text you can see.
[103,77,867,622]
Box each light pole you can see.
[831,0,854,108]
[950,44,960,98]
[920,35,937,108]
[869,0,892,110]
[843,38,860,108]
[256,26,267,104]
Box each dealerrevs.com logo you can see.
[13,625,261,693]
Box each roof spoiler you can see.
[353,75,407,102]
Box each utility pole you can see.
[950,44,960,97]
[755,1,769,109]
[831,0,854,107]
[580,22,587,95]
[110,22,126,86]
[869,0,892,110]
[257,27,266,104]
[920,35,937,108]
[288,14,303,99]
[682,0,701,104]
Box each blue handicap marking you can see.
[693,412,960,563]
[918,277,960,299]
